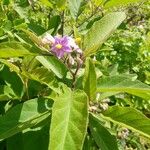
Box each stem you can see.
[59,11,65,36]
[71,61,82,89]
[25,79,29,100]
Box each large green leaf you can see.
[83,58,97,101]
[104,0,143,8]
[49,86,88,150]
[7,125,50,150]
[102,106,150,138]
[68,0,82,19]
[83,12,126,57]
[0,98,52,140]
[0,42,41,58]
[97,75,150,100]
[89,114,118,150]
[36,56,68,78]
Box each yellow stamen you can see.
[55,44,62,49]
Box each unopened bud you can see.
[68,55,75,65]
[100,103,108,111]
[89,106,98,112]
[76,57,83,65]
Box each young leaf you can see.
[36,56,68,78]
[89,114,119,150]
[0,98,52,140]
[83,12,126,57]
[49,86,88,150]
[97,75,150,100]
[83,58,97,101]
[102,106,150,138]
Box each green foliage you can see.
[68,0,82,19]
[49,86,88,150]
[102,106,150,138]
[83,58,97,101]
[36,56,68,79]
[89,114,119,150]
[103,0,144,8]
[0,98,52,140]
[83,12,126,57]
[0,0,150,149]
[0,42,40,58]
[97,75,150,100]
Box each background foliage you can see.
[0,0,150,150]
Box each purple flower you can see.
[42,33,82,59]
[51,36,72,58]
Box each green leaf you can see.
[83,58,97,101]
[36,56,68,78]
[0,42,40,58]
[22,67,61,94]
[0,66,24,98]
[56,0,67,9]
[104,0,143,8]
[102,106,150,138]
[83,12,126,57]
[97,75,150,100]
[0,59,20,74]
[0,85,10,101]
[89,114,118,150]
[39,0,53,7]
[7,125,50,150]
[21,29,43,46]
[0,85,18,100]
[68,0,82,19]
[49,86,88,150]
[0,98,52,140]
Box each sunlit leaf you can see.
[104,0,143,8]
[22,67,61,94]
[0,98,52,140]
[102,106,150,138]
[83,58,97,101]
[68,0,82,19]
[36,56,68,78]
[0,42,41,58]
[83,12,126,57]
[97,75,150,100]
[49,86,88,150]
[89,114,118,150]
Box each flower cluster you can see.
[42,33,82,59]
